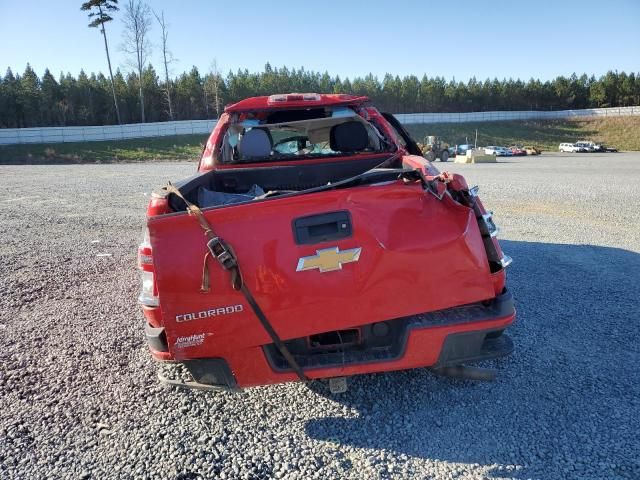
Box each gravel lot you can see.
[1,152,639,479]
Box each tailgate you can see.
[148,181,495,360]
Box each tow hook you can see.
[432,365,497,381]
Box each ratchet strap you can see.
[163,183,310,383]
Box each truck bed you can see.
[167,155,395,210]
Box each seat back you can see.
[329,121,369,152]
[239,128,272,160]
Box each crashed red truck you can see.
[137,93,515,391]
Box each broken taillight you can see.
[468,188,511,296]
[480,212,500,238]
[138,228,159,307]
[147,194,170,216]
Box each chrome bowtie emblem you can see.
[296,247,362,273]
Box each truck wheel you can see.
[426,151,436,162]
[440,151,449,162]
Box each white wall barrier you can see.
[0,119,217,145]
[0,106,638,145]
[395,105,640,124]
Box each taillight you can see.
[147,194,170,216]
[138,228,159,307]
[139,271,158,306]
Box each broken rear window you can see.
[220,108,388,164]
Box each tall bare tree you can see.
[81,0,122,124]
[152,10,175,120]
[205,59,222,119]
[122,0,151,123]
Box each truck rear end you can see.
[137,94,515,390]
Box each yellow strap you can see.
[164,182,215,237]
[201,251,211,292]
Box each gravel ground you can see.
[1,152,639,480]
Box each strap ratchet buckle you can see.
[207,237,237,271]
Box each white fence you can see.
[395,105,640,124]
[1,106,639,145]
[0,119,217,145]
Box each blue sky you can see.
[1,0,638,81]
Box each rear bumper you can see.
[145,324,168,353]
[435,329,513,367]
[263,288,515,373]
[162,289,515,389]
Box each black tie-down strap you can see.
[207,237,310,383]
[164,183,310,383]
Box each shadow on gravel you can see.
[304,240,640,479]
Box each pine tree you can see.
[0,68,19,127]
[81,0,122,124]
[41,69,62,126]
[19,64,41,127]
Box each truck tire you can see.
[440,151,449,162]
[426,151,436,162]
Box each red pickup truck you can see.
[138,93,515,391]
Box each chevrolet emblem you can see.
[296,247,362,273]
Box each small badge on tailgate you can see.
[296,246,362,273]
[176,304,244,323]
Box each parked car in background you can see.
[484,146,499,155]
[485,146,511,157]
[575,141,596,152]
[601,144,618,152]
[523,145,542,155]
[455,144,474,155]
[579,141,611,152]
[508,145,527,156]
[496,146,513,157]
[559,143,583,153]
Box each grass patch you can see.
[1,116,639,164]
[405,116,640,152]
[0,134,206,164]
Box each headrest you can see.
[330,121,369,152]
[239,128,272,160]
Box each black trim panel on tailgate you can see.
[293,211,352,245]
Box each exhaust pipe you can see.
[432,365,497,381]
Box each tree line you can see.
[2,0,638,128]
[1,65,639,128]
